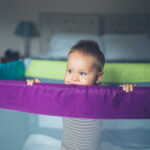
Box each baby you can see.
[27,40,134,150]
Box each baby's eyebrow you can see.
[79,70,88,73]
[67,66,72,69]
[80,70,86,72]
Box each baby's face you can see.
[64,51,102,85]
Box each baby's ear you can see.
[96,72,104,84]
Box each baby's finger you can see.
[124,84,130,92]
[119,84,127,92]
[27,80,31,86]
[35,78,41,83]
[29,80,34,86]
[129,84,133,92]
[123,85,127,92]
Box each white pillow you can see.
[47,33,104,59]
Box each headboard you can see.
[39,13,101,54]
[39,13,150,61]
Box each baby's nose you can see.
[72,75,79,82]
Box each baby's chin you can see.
[64,82,92,86]
[64,80,95,85]
[65,82,80,85]
[65,83,78,85]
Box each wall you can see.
[0,0,150,57]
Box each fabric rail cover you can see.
[0,80,150,119]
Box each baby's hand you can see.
[119,84,136,93]
[26,78,41,86]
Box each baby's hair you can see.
[68,40,105,72]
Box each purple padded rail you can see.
[0,80,150,119]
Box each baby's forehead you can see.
[69,51,96,61]
[68,55,97,69]
[69,51,96,60]
[69,50,91,56]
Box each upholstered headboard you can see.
[39,13,101,54]
[39,13,150,61]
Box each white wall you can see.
[0,0,150,57]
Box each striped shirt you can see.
[61,117,103,150]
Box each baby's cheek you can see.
[64,78,67,84]
[80,78,90,85]
[64,75,70,84]
[82,78,96,85]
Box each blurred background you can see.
[0,0,150,61]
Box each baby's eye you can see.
[80,72,87,76]
[68,69,72,73]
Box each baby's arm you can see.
[26,78,41,86]
[119,84,136,92]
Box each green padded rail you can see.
[25,60,150,83]
[102,63,150,83]
[25,60,67,80]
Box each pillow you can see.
[47,33,104,59]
